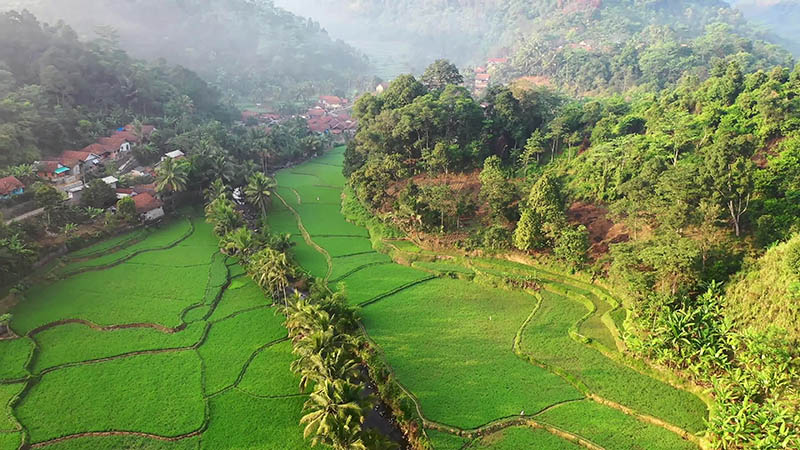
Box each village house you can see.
[0,176,25,199]
[36,161,70,182]
[319,96,346,110]
[133,192,165,222]
[163,150,185,160]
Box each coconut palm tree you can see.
[244,172,276,219]
[247,247,294,300]
[220,227,256,257]
[205,197,243,236]
[204,178,229,203]
[292,347,361,393]
[300,379,371,450]
[156,157,189,195]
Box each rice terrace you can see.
[0,147,709,449]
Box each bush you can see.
[785,238,800,278]
[554,225,589,267]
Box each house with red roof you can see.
[0,176,25,199]
[132,192,164,222]
[59,150,100,176]
[319,96,346,109]
[487,57,509,67]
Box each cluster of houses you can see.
[240,95,357,139]
[0,123,170,222]
[305,96,356,137]
[474,57,509,93]
[36,124,156,186]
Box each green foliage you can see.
[480,156,517,222]
[421,59,464,91]
[554,225,589,267]
[514,173,565,251]
[80,179,116,209]
[115,196,137,224]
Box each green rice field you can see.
[0,146,710,449]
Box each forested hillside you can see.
[0,0,371,106]
[291,0,793,94]
[0,9,236,166]
[347,59,800,447]
[733,0,800,55]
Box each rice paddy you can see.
[1,146,710,450]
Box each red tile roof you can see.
[116,188,134,195]
[488,57,508,64]
[38,160,63,174]
[475,66,487,73]
[476,73,491,81]
[319,96,344,105]
[60,150,94,168]
[0,176,24,195]
[132,192,162,213]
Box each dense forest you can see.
[0,0,372,107]
[293,0,794,94]
[346,59,800,447]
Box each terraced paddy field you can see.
[269,146,710,449]
[0,214,307,449]
[1,147,710,449]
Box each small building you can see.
[319,96,345,109]
[37,160,71,182]
[0,176,25,199]
[164,150,185,160]
[487,57,509,67]
[133,193,165,222]
[101,176,119,188]
[60,150,100,176]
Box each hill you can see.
[0,0,372,106]
[733,0,800,55]
[726,234,800,340]
[284,0,795,94]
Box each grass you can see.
[208,278,269,322]
[521,290,707,432]
[413,261,475,276]
[31,322,207,373]
[14,262,211,334]
[314,236,375,257]
[361,278,583,428]
[67,228,150,259]
[57,217,193,272]
[427,429,470,449]
[472,426,581,449]
[237,340,300,398]
[329,252,392,282]
[41,435,201,450]
[203,391,310,449]
[0,432,21,450]
[294,204,369,237]
[336,263,432,305]
[0,383,24,431]
[16,351,205,443]
[199,307,287,394]
[0,338,34,380]
[289,235,329,279]
[536,400,698,450]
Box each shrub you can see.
[554,225,589,267]
[785,238,800,278]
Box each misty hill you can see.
[733,1,800,55]
[0,0,372,106]
[286,0,794,94]
[0,10,235,167]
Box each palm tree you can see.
[156,157,189,195]
[220,227,256,257]
[292,347,360,393]
[244,172,276,219]
[247,247,294,300]
[300,379,371,450]
[205,178,229,203]
[205,197,243,236]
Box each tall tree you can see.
[421,59,463,91]
[244,172,276,219]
